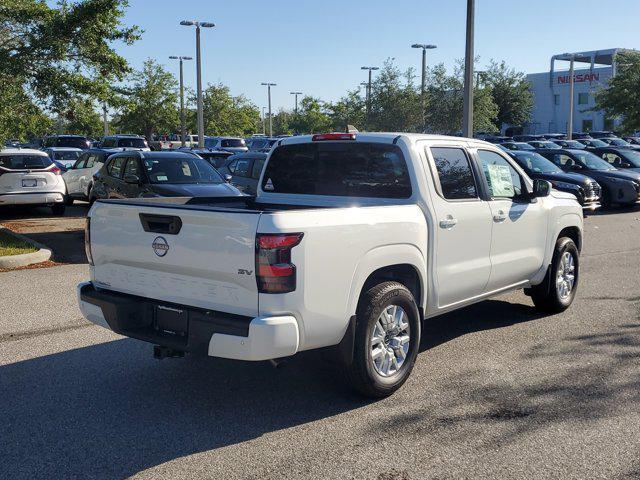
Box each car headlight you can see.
[550,181,578,191]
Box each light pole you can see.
[475,70,486,87]
[102,102,108,137]
[361,66,379,131]
[462,0,475,138]
[169,55,193,147]
[261,83,276,137]
[290,91,302,115]
[261,106,266,135]
[566,54,576,140]
[180,20,214,148]
[411,44,437,132]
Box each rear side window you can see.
[0,155,52,170]
[261,142,411,198]
[57,137,88,149]
[230,158,251,177]
[221,139,245,148]
[430,147,477,200]
[251,156,266,179]
[107,157,125,178]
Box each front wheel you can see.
[530,237,579,313]
[345,281,421,398]
[51,203,66,216]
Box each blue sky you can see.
[117,0,640,111]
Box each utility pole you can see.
[567,55,575,140]
[261,106,266,135]
[462,0,475,138]
[261,83,276,137]
[169,55,193,147]
[411,44,437,132]
[290,91,302,115]
[361,66,379,131]
[180,20,214,148]
[102,102,108,137]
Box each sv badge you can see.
[238,269,253,276]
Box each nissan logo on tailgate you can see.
[152,236,169,257]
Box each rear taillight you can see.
[312,133,356,141]
[255,233,303,293]
[48,165,61,175]
[84,217,94,266]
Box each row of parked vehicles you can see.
[479,132,640,210]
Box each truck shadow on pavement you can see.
[3,300,637,478]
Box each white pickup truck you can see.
[78,133,583,397]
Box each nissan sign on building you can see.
[523,48,635,135]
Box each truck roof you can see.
[276,132,499,148]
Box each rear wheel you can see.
[64,195,74,206]
[51,203,66,216]
[345,281,421,398]
[530,237,579,313]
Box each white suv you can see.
[0,148,66,215]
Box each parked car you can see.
[541,133,567,141]
[571,133,593,140]
[91,151,243,201]
[538,148,640,207]
[553,140,586,149]
[42,135,91,149]
[215,152,267,195]
[578,138,610,149]
[62,149,113,205]
[481,135,513,144]
[528,140,561,150]
[42,147,83,168]
[623,136,640,146]
[203,137,248,153]
[589,147,640,173]
[598,137,640,149]
[100,134,150,151]
[513,134,544,142]
[246,137,281,152]
[587,131,616,139]
[187,149,234,169]
[506,150,600,210]
[498,142,536,151]
[78,132,583,398]
[0,148,66,215]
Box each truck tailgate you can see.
[89,202,261,317]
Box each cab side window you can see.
[123,158,140,177]
[477,150,524,200]
[73,153,88,170]
[430,147,478,200]
[602,152,622,167]
[251,157,266,179]
[230,158,251,177]
[107,157,125,178]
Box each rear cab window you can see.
[261,142,411,198]
[0,155,52,170]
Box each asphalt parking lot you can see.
[1,206,640,480]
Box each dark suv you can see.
[91,151,243,201]
[42,135,91,149]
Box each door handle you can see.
[493,210,507,223]
[439,215,458,229]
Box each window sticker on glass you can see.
[156,175,168,182]
[181,162,192,176]
[487,164,515,197]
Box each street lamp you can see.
[261,83,276,137]
[361,66,379,131]
[290,91,303,115]
[180,20,214,148]
[462,0,475,138]
[411,44,437,132]
[560,53,577,140]
[261,106,266,135]
[169,55,193,147]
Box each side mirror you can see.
[224,174,232,183]
[533,179,551,198]
[570,164,583,171]
[124,174,140,184]
[621,162,632,168]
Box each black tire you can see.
[64,195,74,206]
[600,188,612,209]
[530,237,579,313]
[345,281,421,398]
[51,203,66,216]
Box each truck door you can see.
[473,149,547,290]
[424,145,493,308]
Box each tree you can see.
[187,83,261,137]
[0,80,53,142]
[114,59,179,139]
[595,51,640,134]
[0,0,140,107]
[289,96,332,134]
[369,59,422,132]
[58,97,103,137]
[484,60,533,129]
[327,90,366,132]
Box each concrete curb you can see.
[0,226,52,269]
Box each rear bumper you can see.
[0,192,64,206]
[77,282,299,361]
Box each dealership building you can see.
[523,48,634,135]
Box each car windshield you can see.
[575,151,616,170]
[57,137,88,148]
[608,138,631,147]
[199,153,231,168]
[251,139,269,149]
[53,150,80,161]
[619,150,640,167]
[143,156,224,184]
[514,152,561,174]
[0,155,52,170]
[584,139,608,147]
[118,138,147,148]
[221,138,245,148]
[563,141,585,148]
